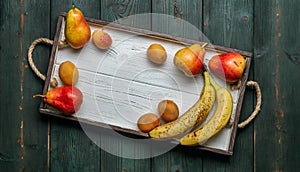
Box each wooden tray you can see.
[40,13,252,155]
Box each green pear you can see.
[65,4,91,49]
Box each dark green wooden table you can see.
[1,0,299,171]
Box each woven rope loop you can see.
[27,38,67,88]
[238,81,262,128]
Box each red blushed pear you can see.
[173,44,205,77]
[34,86,83,115]
[208,52,246,83]
[65,3,91,49]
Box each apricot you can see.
[158,100,179,122]
[147,43,167,64]
[58,61,79,85]
[92,29,112,49]
[137,113,160,133]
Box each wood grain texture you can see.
[152,147,206,172]
[280,2,300,171]
[152,0,204,41]
[47,18,244,154]
[0,0,22,171]
[22,1,51,171]
[254,0,300,171]
[203,0,253,52]
[50,120,100,171]
[1,0,299,171]
[101,0,152,30]
[202,0,254,171]
[0,0,50,171]
[150,0,206,171]
[49,1,101,171]
[100,0,152,171]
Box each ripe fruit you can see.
[92,29,112,49]
[65,3,91,49]
[34,86,83,115]
[180,75,233,145]
[137,113,160,133]
[59,61,79,85]
[149,72,215,138]
[173,44,205,77]
[208,52,246,83]
[158,100,179,122]
[147,43,167,64]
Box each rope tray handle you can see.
[27,38,68,88]
[238,81,262,128]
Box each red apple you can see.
[208,52,246,83]
[173,44,205,77]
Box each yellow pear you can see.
[65,3,91,49]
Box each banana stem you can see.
[202,62,220,89]
[203,72,210,84]
[209,75,221,90]
[202,64,208,72]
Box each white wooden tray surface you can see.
[49,18,242,152]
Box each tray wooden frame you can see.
[39,13,252,156]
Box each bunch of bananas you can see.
[149,70,233,146]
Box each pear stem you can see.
[72,3,75,10]
[33,94,46,98]
[201,42,208,48]
[209,75,221,90]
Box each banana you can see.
[149,72,215,138]
[180,75,233,146]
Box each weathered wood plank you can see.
[22,1,51,171]
[0,0,50,171]
[254,0,300,171]
[202,0,254,171]
[203,0,253,52]
[50,120,100,171]
[49,1,101,171]
[152,0,204,41]
[0,1,22,171]
[4,0,300,171]
[101,0,152,30]
[280,2,300,171]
